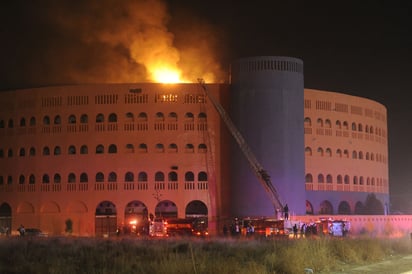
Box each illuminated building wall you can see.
[0,83,231,236]
[0,57,390,236]
[304,89,389,215]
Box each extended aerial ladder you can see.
[198,79,285,218]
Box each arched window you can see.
[19,175,25,184]
[126,144,134,153]
[325,119,331,128]
[43,146,50,156]
[185,144,194,153]
[155,144,164,153]
[155,172,164,181]
[336,149,342,157]
[80,173,88,183]
[198,144,207,153]
[305,174,313,183]
[125,172,134,182]
[43,116,50,126]
[353,176,358,185]
[125,112,134,122]
[185,172,195,181]
[19,148,25,157]
[68,173,76,183]
[351,122,357,131]
[108,172,117,182]
[29,117,36,126]
[54,146,61,155]
[343,150,349,158]
[138,172,147,182]
[108,144,117,154]
[317,147,324,156]
[42,174,50,184]
[80,145,88,154]
[80,114,88,123]
[198,113,207,122]
[335,120,341,129]
[185,112,194,121]
[168,143,178,153]
[29,175,35,184]
[198,172,207,181]
[96,145,104,154]
[96,114,104,123]
[68,115,76,124]
[352,151,357,159]
[325,148,332,157]
[54,115,61,125]
[68,146,76,155]
[337,175,343,184]
[29,147,35,156]
[168,172,178,181]
[318,174,324,183]
[108,113,117,122]
[138,143,148,153]
[168,112,178,121]
[344,175,350,184]
[138,112,148,121]
[95,172,104,182]
[155,112,164,121]
[305,147,312,156]
[326,174,333,183]
[317,118,323,127]
[20,118,26,127]
[54,174,61,183]
[304,117,311,127]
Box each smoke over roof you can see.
[0,0,228,90]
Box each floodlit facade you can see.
[0,56,389,236]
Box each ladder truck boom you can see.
[198,79,284,216]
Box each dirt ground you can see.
[326,254,412,274]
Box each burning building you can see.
[0,55,389,236]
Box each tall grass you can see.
[0,236,411,274]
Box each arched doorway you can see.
[155,200,177,218]
[185,200,208,218]
[354,201,364,214]
[0,203,12,235]
[95,201,117,237]
[186,200,208,234]
[338,201,351,214]
[124,200,148,235]
[319,200,333,214]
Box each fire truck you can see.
[149,217,168,237]
[317,218,350,237]
[166,217,209,237]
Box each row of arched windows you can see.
[0,171,209,185]
[0,143,208,158]
[304,117,386,137]
[0,112,208,128]
[305,173,386,186]
[305,147,387,163]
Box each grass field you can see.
[1,235,412,274]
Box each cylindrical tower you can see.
[230,56,305,217]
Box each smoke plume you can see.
[0,0,227,89]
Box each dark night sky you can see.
[1,1,411,210]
